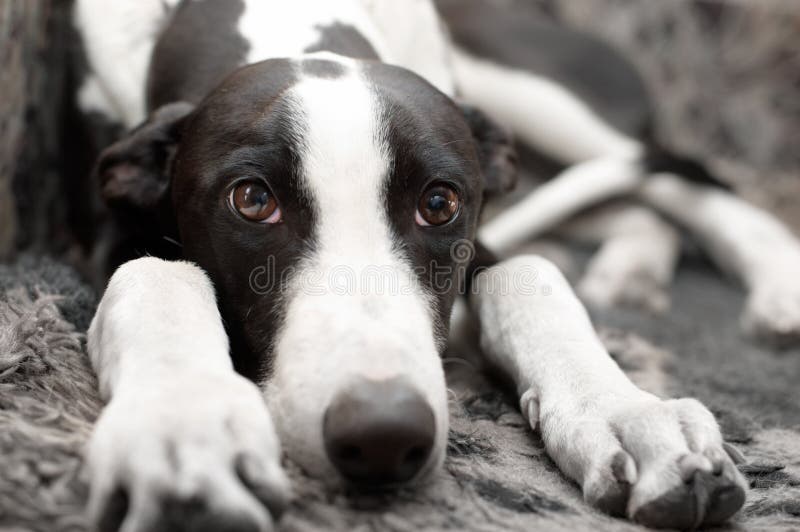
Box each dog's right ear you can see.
[459,103,518,199]
[95,102,195,212]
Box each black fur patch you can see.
[148,0,249,110]
[436,0,654,137]
[304,22,380,60]
[170,60,313,381]
[301,58,347,79]
[643,146,732,190]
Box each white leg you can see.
[73,0,180,127]
[478,157,645,255]
[470,255,746,528]
[451,48,640,163]
[455,46,652,256]
[87,257,290,531]
[640,173,800,343]
[560,203,681,313]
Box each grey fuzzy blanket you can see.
[1,254,799,532]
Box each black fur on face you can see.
[95,58,516,381]
[170,60,314,380]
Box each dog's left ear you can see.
[459,103,518,198]
[95,101,196,212]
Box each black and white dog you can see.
[73,0,800,530]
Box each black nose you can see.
[323,377,436,486]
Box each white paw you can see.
[578,268,670,314]
[742,280,800,346]
[540,392,746,529]
[86,372,291,532]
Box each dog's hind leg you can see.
[477,156,645,255]
[73,0,180,127]
[452,48,653,255]
[86,258,290,531]
[559,202,681,314]
[640,174,800,345]
[469,254,747,527]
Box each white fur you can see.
[640,174,800,340]
[263,68,448,480]
[478,157,645,254]
[240,0,391,65]
[470,255,745,518]
[73,0,179,127]
[560,203,681,313]
[358,0,456,96]
[452,48,641,164]
[87,258,290,530]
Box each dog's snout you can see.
[323,377,435,486]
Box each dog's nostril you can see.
[323,377,436,486]
[338,445,362,462]
[403,446,427,467]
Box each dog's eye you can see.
[416,183,460,227]
[229,181,281,223]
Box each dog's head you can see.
[95,56,516,486]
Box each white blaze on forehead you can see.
[290,67,395,263]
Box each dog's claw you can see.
[722,442,746,465]
[611,451,638,485]
[519,389,540,431]
[236,453,293,520]
[679,453,713,483]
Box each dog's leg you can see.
[87,257,290,531]
[73,0,179,127]
[470,254,746,528]
[478,157,645,255]
[454,49,651,254]
[639,173,800,344]
[559,203,681,314]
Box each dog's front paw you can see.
[538,392,746,529]
[742,280,800,347]
[86,372,291,532]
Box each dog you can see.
[73,0,800,530]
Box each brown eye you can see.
[416,183,460,226]
[229,180,281,223]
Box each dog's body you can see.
[73,0,800,530]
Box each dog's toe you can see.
[630,453,746,530]
[700,460,747,526]
[585,450,637,516]
[157,495,265,532]
[633,480,703,530]
[235,453,292,520]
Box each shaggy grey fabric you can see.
[1,256,799,531]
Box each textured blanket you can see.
[1,254,799,532]
[2,0,799,529]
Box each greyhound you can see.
[73,0,800,529]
